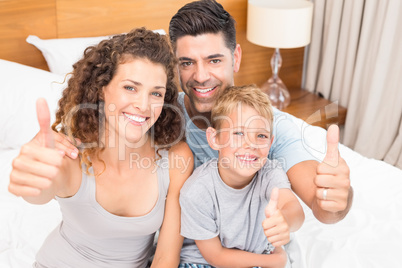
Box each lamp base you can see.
[260,77,291,110]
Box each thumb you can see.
[265,187,279,217]
[323,124,339,167]
[36,98,54,148]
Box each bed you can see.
[1,1,401,268]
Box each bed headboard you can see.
[0,0,304,89]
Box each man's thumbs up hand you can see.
[315,124,351,213]
[323,124,339,167]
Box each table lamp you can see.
[247,0,313,109]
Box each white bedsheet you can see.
[294,122,402,268]
[0,149,61,268]
[297,144,402,267]
[1,125,401,267]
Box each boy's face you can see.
[175,32,241,115]
[213,104,273,189]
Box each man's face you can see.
[175,32,241,115]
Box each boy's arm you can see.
[151,142,194,267]
[263,188,304,247]
[196,237,287,268]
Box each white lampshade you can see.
[247,0,313,49]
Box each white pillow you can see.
[0,59,66,149]
[26,29,166,76]
[26,35,110,75]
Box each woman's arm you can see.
[151,141,194,267]
[196,236,287,268]
[8,99,75,204]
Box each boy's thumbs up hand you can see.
[262,188,290,247]
[265,187,279,217]
[315,124,351,213]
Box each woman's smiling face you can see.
[103,57,167,146]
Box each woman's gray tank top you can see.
[34,150,170,268]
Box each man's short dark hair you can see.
[169,0,237,53]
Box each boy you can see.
[179,85,305,268]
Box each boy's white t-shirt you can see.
[179,158,291,265]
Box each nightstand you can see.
[281,88,347,129]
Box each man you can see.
[169,0,352,224]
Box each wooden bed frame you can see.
[0,0,304,89]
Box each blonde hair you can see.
[211,84,274,131]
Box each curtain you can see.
[305,0,402,169]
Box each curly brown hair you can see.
[52,27,183,172]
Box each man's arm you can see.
[287,125,353,224]
[196,237,287,268]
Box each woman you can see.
[9,27,193,267]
